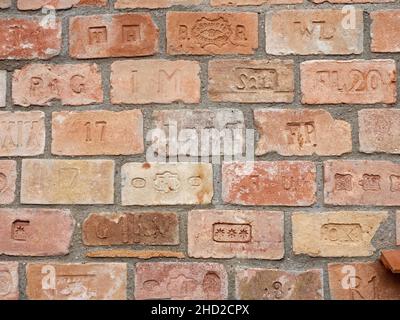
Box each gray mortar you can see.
[0,0,399,300]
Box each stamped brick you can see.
[208,59,294,103]
[301,60,397,104]
[0,111,45,157]
[0,208,74,256]
[151,109,245,157]
[69,13,158,59]
[0,262,18,300]
[26,263,127,300]
[0,0,11,8]
[0,70,5,107]
[371,10,400,53]
[82,212,179,246]
[52,110,143,156]
[0,17,61,60]
[255,109,352,156]
[236,268,323,300]
[121,162,213,206]
[211,0,302,5]
[328,262,400,300]
[166,12,258,55]
[265,10,363,55]
[188,210,284,259]
[222,161,316,206]
[111,60,200,104]
[0,160,16,204]
[21,159,114,204]
[324,160,400,206]
[135,262,228,300]
[115,0,202,8]
[13,64,103,107]
[17,0,107,9]
[292,211,387,257]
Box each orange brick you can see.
[0,262,18,300]
[324,160,400,206]
[0,208,74,256]
[69,13,158,59]
[111,60,200,104]
[115,0,202,8]
[12,64,103,107]
[211,0,302,5]
[265,9,363,55]
[371,10,400,53]
[52,110,143,156]
[301,60,397,104]
[397,211,400,246]
[26,263,127,300]
[17,0,107,9]
[167,12,258,55]
[208,59,294,103]
[188,210,284,259]
[222,161,316,206]
[0,160,16,204]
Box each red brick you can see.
[0,70,5,107]
[0,111,45,157]
[0,208,74,256]
[371,10,400,53]
[26,263,127,300]
[222,161,316,206]
[188,210,284,259]
[52,110,143,156]
[0,0,11,8]
[0,262,18,300]
[82,212,179,246]
[211,0,302,5]
[236,268,323,300]
[359,109,400,154]
[301,60,396,104]
[111,60,200,104]
[265,9,363,55]
[115,0,202,8]
[17,0,107,9]
[208,59,294,103]
[328,262,400,300]
[0,160,16,204]
[255,109,352,156]
[166,12,258,55]
[12,64,103,107]
[135,262,228,300]
[69,13,158,59]
[324,160,400,206]
[0,17,61,60]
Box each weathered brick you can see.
[371,10,400,53]
[121,162,213,206]
[397,211,400,246]
[211,0,302,5]
[222,161,316,206]
[17,0,107,9]
[255,109,352,156]
[87,249,185,259]
[359,109,400,154]
[0,17,61,60]
[115,0,202,8]
[13,64,103,107]
[265,10,363,55]
[313,0,393,2]
[324,160,400,206]
[167,12,258,55]
[69,13,158,59]
[0,262,18,300]
[301,60,397,104]
[0,208,74,256]
[52,110,143,156]
[151,109,245,157]
[0,70,5,107]
[82,212,179,246]
[188,210,284,259]
[328,262,400,300]
[135,262,228,300]
[208,59,294,103]
[26,263,127,300]
[0,111,45,157]
[0,0,11,8]
[21,159,114,204]
[111,60,200,104]
[0,160,16,204]
[292,211,387,257]
[236,268,323,300]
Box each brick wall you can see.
[0,0,399,300]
